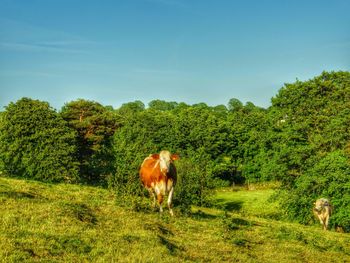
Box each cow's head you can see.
[152,150,179,174]
[314,198,329,212]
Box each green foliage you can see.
[111,106,221,212]
[227,98,243,112]
[269,71,350,231]
[174,150,216,214]
[279,151,350,231]
[0,97,79,182]
[60,99,119,185]
[226,99,270,182]
[173,104,230,160]
[117,100,145,116]
[111,109,164,206]
[148,100,178,111]
[2,70,350,230]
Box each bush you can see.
[173,150,216,214]
[0,98,79,182]
[278,151,350,231]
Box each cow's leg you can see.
[154,185,164,213]
[148,188,156,208]
[324,215,330,230]
[157,193,164,213]
[320,216,327,230]
[167,186,174,216]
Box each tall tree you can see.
[60,99,119,184]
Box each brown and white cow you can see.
[313,198,333,230]
[139,150,179,216]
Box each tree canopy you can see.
[60,99,120,184]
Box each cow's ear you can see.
[151,154,160,159]
[171,154,180,161]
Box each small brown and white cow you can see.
[313,198,333,230]
[139,150,179,216]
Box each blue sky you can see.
[0,0,349,110]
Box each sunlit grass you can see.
[214,186,281,219]
[0,177,349,262]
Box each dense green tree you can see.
[60,99,119,184]
[228,98,243,112]
[148,100,178,111]
[212,104,228,118]
[226,99,271,182]
[117,100,145,116]
[0,98,79,182]
[173,104,229,159]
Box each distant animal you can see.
[313,198,333,230]
[139,150,179,216]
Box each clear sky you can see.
[0,0,349,110]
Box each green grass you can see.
[213,187,281,219]
[0,178,349,262]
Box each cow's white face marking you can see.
[314,198,329,212]
[159,150,171,174]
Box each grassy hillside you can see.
[0,177,349,262]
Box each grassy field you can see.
[0,177,349,262]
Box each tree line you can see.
[0,71,349,230]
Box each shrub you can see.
[0,98,79,182]
[173,150,216,214]
[278,151,350,231]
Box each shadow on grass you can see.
[144,221,182,255]
[59,202,97,225]
[122,234,141,243]
[158,224,174,236]
[213,199,243,212]
[157,235,182,255]
[0,190,39,199]
[191,209,218,220]
[228,217,252,230]
[222,212,254,231]
[13,232,92,260]
[144,222,174,236]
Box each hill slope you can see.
[0,177,349,262]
